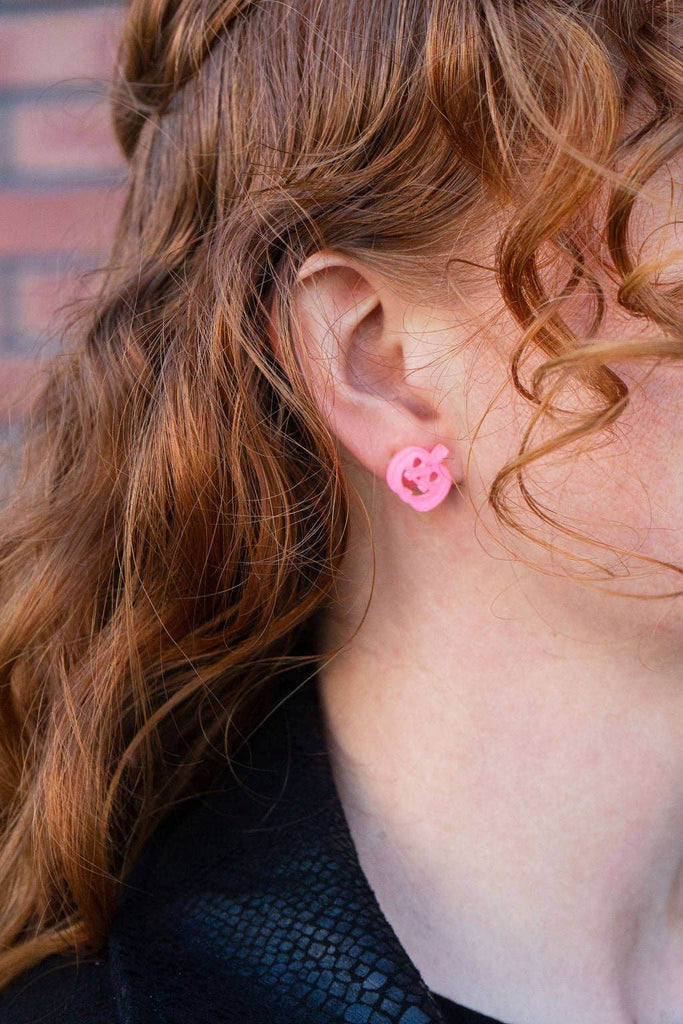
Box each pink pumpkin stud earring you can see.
[385,443,453,511]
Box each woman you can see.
[0,0,680,1021]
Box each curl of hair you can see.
[0,0,681,990]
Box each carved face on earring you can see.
[385,444,453,511]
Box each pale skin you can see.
[267,168,683,1023]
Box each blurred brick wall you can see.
[0,0,127,438]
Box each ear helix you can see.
[385,444,453,511]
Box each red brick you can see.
[15,268,95,337]
[0,7,124,89]
[15,96,125,175]
[0,278,6,343]
[0,187,125,256]
[0,354,45,421]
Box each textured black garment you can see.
[429,993,506,1024]
[0,658,507,1024]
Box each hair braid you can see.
[112,0,256,158]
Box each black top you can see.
[430,992,504,1024]
[0,650,507,1024]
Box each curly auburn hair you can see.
[0,0,680,991]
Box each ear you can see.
[268,250,464,490]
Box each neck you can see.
[315,512,683,1024]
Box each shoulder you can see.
[0,950,119,1024]
[107,675,343,1022]
[0,674,331,1024]
[0,674,446,1023]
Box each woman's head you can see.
[0,0,680,992]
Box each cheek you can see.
[603,365,683,561]
[466,363,683,589]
